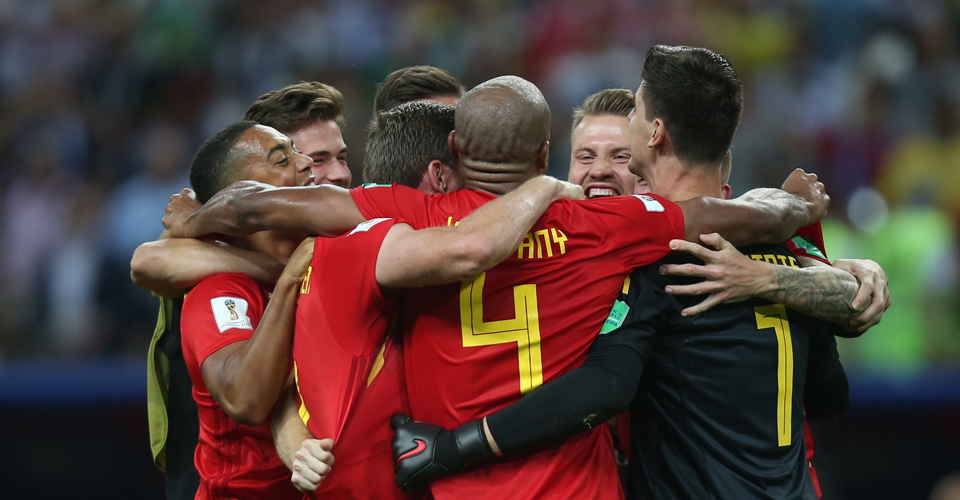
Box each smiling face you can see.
[568,115,637,198]
[569,114,649,197]
[239,125,313,188]
[287,120,351,188]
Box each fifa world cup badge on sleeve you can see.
[600,300,630,335]
[632,194,665,212]
[211,297,254,333]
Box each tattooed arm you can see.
[756,257,861,323]
[659,233,862,324]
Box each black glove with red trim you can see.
[390,413,494,491]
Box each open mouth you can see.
[586,186,621,198]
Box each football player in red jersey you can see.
[163,73,830,500]
[569,88,649,198]
[132,82,352,297]
[178,116,584,500]
[389,46,890,500]
[178,121,315,500]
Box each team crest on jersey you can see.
[632,194,665,213]
[348,218,390,236]
[211,296,254,333]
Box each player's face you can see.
[627,85,656,187]
[287,120,351,188]
[240,125,314,188]
[569,114,647,198]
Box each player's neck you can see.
[462,159,539,196]
[650,162,723,202]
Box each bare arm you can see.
[131,238,285,297]
[272,386,335,491]
[163,182,366,238]
[272,386,314,469]
[200,238,314,426]
[375,176,583,288]
[661,234,861,324]
[675,169,829,246]
[759,257,861,324]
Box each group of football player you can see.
[131,45,891,500]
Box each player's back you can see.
[350,185,685,500]
[625,243,823,500]
[292,218,417,500]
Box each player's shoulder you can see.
[550,193,677,219]
[186,273,261,304]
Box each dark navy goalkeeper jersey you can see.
[603,242,830,500]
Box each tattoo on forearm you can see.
[768,267,859,323]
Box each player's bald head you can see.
[453,76,551,192]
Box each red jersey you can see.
[351,184,685,500]
[181,273,300,500]
[292,218,418,500]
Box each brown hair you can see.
[373,66,464,115]
[571,88,635,133]
[363,101,457,188]
[244,81,345,134]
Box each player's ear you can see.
[536,141,550,175]
[721,183,732,200]
[649,118,666,148]
[427,160,448,194]
[448,130,459,159]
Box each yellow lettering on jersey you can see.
[518,233,535,259]
[534,229,553,258]
[621,276,631,295]
[517,227,568,259]
[754,304,794,447]
[293,362,311,426]
[367,342,387,387]
[300,266,313,295]
[460,272,543,394]
[551,228,568,255]
[745,253,800,268]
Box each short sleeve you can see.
[547,194,684,272]
[181,273,265,367]
[309,217,401,356]
[349,184,433,228]
[788,222,830,264]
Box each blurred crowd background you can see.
[1,0,959,370]
[0,0,959,497]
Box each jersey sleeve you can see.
[349,184,433,229]
[181,273,265,367]
[310,217,401,356]
[787,222,830,264]
[804,325,849,420]
[576,194,685,270]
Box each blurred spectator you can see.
[98,121,190,355]
[0,0,955,367]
